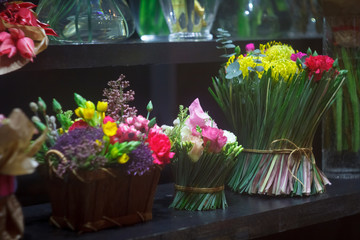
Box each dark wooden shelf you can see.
[23,179,360,240]
[21,37,322,70]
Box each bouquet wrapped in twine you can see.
[0,109,46,240]
[209,31,347,196]
[162,99,243,210]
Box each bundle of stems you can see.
[170,143,241,210]
[210,61,346,196]
[324,46,360,153]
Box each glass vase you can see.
[36,0,135,44]
[159,0,221,41]
[129,0,169,41]
[322,16,360,179]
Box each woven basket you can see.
[45,150,161,233]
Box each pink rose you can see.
[245,43,255,53]
[16,36,35,61]
[103,116,115,124]
[202,126,227,153]
[185,98,217,135]
[147,132,174,165]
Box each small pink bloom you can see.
[16,37,35,61]
[110,123,139,143]
[148,124,163,136]
[185,98,217,135]
[245,43,255,52]
[202,126,227,153]
[0,38,17,58]
[291,52,307,62]
[103,116,115,124]
[126,115,149,133]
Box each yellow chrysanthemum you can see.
[103,121,118,137]
[264,44,295,62]
[269,59,299,82]
[118,153,130,164]
[237,55,270,79]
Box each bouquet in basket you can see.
[0,1,57,75]
[162,98,243,210]
[209,30,347,196]
[30,75,174,232]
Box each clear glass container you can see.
[322,16,360,179]
[128,0,169,41]
[159,0,221,41]
[36,0,135,44]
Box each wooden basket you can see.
[45,150,161,233]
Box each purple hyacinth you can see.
[51,127,106,176]
[127,143,154,175]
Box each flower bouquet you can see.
[163,98,243,210]
[209,31,347,196]
[0,1,57,75]
[0,109,46,239]
[30,75,174,232]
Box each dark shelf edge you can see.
[22,179,360,240]
[21,37,322,71]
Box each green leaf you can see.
[253,58,262,64]
[220,53,236,58]
[254,65,264,72]
[224,44,236,49]
[226,62,242,79]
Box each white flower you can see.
[173,118,180,126]
[161,124,173,135]
[187,136,204,162]
[223,130,237,144]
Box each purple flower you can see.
[291,52,307,62]
[127,143,154,175]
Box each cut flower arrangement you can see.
[210,30,347,196]
[162,98,243,210]
[0,0,57,75]
[30,75,174,232]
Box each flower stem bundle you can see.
[210,35,347,196]
[163,99,242,210]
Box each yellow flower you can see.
[237,55,270,79]
[264,44,295,62]
[97,101,108,112]
[269,59,299,83]
[58,128,64,134]
[226,55,235,68]
[83,108,95,120]
[103,121,118,137]
[75,107,84,118]
[85,101,95,109]
[118,154,129,164]
[95,139,102,147]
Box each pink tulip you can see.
[0,38,17,58]
[103,116,115,124]
[16,36,35,61]
[8,28,25,39]
[0,31,11,42]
